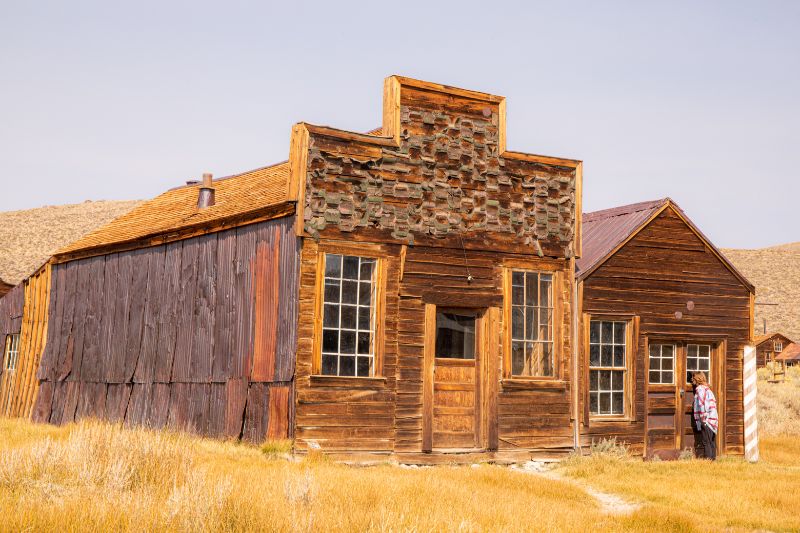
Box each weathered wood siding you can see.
[0,266,51,418]
[580,206,750,454]
[33,216,299,442]
[292,80,579,455]
[755,334,792,368]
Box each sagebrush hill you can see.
[0,200,141,284]
[723,242,800,341]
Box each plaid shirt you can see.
[693,384,718,434]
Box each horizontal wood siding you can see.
[33,216,299,442]
[0,267,50,418]
[581,207,751,454]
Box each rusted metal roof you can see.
[576,198,668,278]
[776,343,800,362]
[577,198,755,292]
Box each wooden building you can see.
[28,76,584,459]
[0,265,51,417]
[576,198,754,458]
[0,278,12,299]
[753,333,793,368]
[776,343,800,367]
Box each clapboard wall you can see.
[32,215,299,442]
[0,283,25,412]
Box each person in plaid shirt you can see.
[692,372,718,460]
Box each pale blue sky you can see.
[1,1,797,248]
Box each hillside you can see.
[0,200,141,284]
[722,243,800,341]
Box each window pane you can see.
[512,307,524,339]
[341,280,358,304]
[511,271,524,289]
[612,392,624,414]
[599,370,611,390]
[525,272,538,306]
[512,284,524,305]
[539,309,551,341]
[599,392,610,413]
[525,306,537,340]
[340,305,357,329]
[613,322,626,344]
[357,332,371,355]
[358,306,371,330]
[589,369,599,390]
[590,322,600,343]
[541,343,553,376]
[436,312,475,359]
[340,356,356,376]
[601,345,612,366]
[325,254,342,278]
[662,355,673,370]
[688,344,698,358]
[324,279,340,303]
[512,341,525,375]
[663,371,673,383]
[663,344,674,358]
[356,356,370,377]
[359,282,372,306]
[589,393,598,413]
[649,370,660,383]
[649,355,659,371]
[322,355,337,375]
[540,275,551,308]
[601,322,613,344]
[323,304,339,328]
[359,260,374,281]
[343,256,360,280]
[590,344,600,366]
[340,331,356,354]
[322,329,338,353]
[613,345,625,367]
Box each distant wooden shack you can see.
[28,76,584,459]
[576,199,754,459]
[754,333,794,368]
[776,343,800,367]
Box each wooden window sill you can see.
[309,375,387,389]
[588,416,634,424]
[501,378,568,391]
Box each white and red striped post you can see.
[743,345,759,462]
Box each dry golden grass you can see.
[1,417,799,532]
[757,365,800,436]
[722,244,800,341]
[0,200,141,284]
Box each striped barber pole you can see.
[743,345,759,462]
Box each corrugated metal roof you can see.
[576,199,668,277]
[577,198,755,292]
[55,162,290,259]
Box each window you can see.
[649,344,675,384]
[436,312,476,359]
[686,344,711,384]
[320,254,376,377]
[775,341,783,353]
[4,333,20,371]
[510,271,553,376]
[589,321,627,416]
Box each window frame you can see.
[584,314,637,422]
[685,343,712,385]
[3,333,20,372]
[775,341,783,353]
[502,266,562,382]
[648,343,676,385]
[311,246,386,380]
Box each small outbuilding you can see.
[576,198,754,458]
[753,333,794,368]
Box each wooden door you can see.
[431,309,482,450]
[646,340,717,458]
[679,343,715,455]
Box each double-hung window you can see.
[775,341,783,353]
[320,254,377,377]
[588,321,627,416]
[3,333,20,372]
[509,271,554,377]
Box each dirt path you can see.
[510,461,641,515]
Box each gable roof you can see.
[576,198,755,292]
[754,333,794,347]
[776,342,800,362]
[53,162,292,263]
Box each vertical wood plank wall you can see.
[580,207,750,454]
[0,281,26,414]
[32,216,299,443]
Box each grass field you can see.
[1,370,798,532]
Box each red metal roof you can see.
[577,198,668,277]
[577,198,755,292]
[776,343,800,362]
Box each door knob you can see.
[680,389,684,398]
